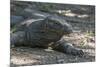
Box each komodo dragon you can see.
[10,16,84,56]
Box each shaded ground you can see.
[11,47,95,66]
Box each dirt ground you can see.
[10,32,95,66]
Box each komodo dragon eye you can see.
[49,20,60,25]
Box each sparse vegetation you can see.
[11,27,17,33]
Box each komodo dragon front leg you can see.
[52,38,84,57]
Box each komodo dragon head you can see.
[43,16,73,35]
